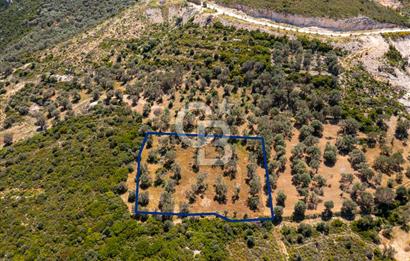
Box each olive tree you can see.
[276,191,287,207]
[293,200,306,221]
[214,176,227,204]
[341,199,356,220]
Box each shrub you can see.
[341,118,360,136]
[311,120,323,137]
[159,191,174,212]
[139,164,151,189]
[224,160,237,179]
[356,191,374,215]
[276,191,287,207]
[385,45,407,69]
[185,190,196,204]
[147,150,159,164]
[232,185,240,202]
[172,163,182,183]
[322,200,335,221]
[165,179,176,193]
[297,223,313,238]
[299,125,313,141]
[139,191,149,206]
[179,202,190,213]
[293,201,306,221]
[114,182,127,195]
[164,150,176,168]
[341,199,356,220]
[316,222,330,235]
[348,149,366,170]
[3,133,13,146]
[214,176,227,204]
[154,168,166,187]
[128,190,136,203]
[273,206,283,224]
[248,196,260,211]
[375,187,395,214]
[396,185,408,205]
[395,119,409,140]
[163,220,173,232]
[246,236,255,248]
[336,135,356,155]
[249,174,261,196]
[323,142,337,166]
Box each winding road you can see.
[198,2,410,37]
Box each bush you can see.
[3,133,13,146]
[248,196,260,211]
[246,236,255,248]
[293,201,306,221]
[273,206,283,224]
[147,150,159,164]
[299,125,313,141]
[341,118,360,136]
[311,120,323,137]
[163,220,173,232]
[159,191,174,212]
[323,142,337,166]
[297,223,313,238]
[348,149,366,170]
[139,191,149,206]
[322,200,334,221]
[316,222,329,235]
[139,164,151,189]
[341,199,357,220]
[336,135,356,155]
[276,191,287,207]
[395,119,409,140]
[192,173,208,195]
[214,176,227,204]
[128,190,136,203]
[357,191,374,215]
[114,182,127,195]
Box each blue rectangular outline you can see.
[135,131,275,223]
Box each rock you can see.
[221,3,398,32]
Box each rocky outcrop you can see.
[220,3,399,32]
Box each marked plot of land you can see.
[136,133,273,221]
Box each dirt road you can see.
[199,2,410,37]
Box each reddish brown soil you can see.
[136,136,270,219]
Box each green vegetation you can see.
[341,66,404,133]
[1,4,409,258]
[215,0,409,25]
[0,0,136,69]
[0,105,274,259]
[282,220,391,260]
[385,44,408,70]
[400,0,410,18]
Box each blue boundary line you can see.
[135,132,275,223]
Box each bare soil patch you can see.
[136,135,271,220]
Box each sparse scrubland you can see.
[0,0,409,259]
[137,135,270,219]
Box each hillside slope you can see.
[214,0,410,27]
[0,0,409,260]
[0,0,136,69]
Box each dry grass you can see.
[136,135,271,219]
